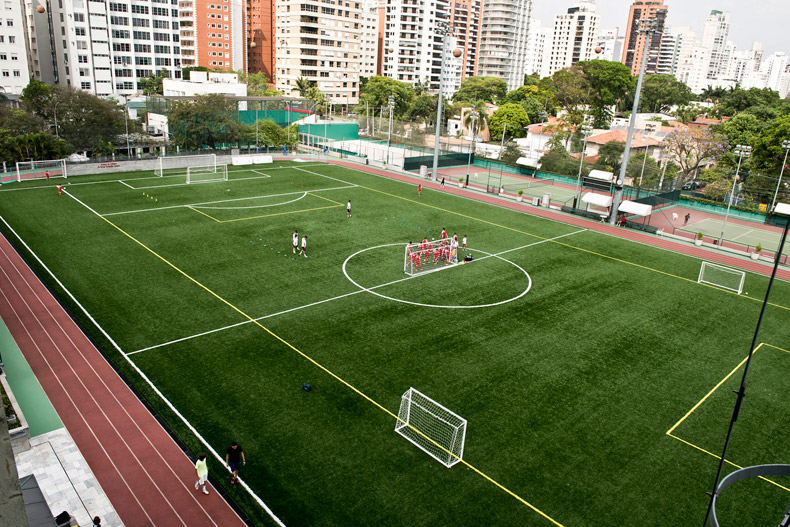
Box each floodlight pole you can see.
[636,140,649,199]
[718,145,751,246]
[610,19,656,225]
[658,155,670,191]
[574,124,592,208]
[465,109,478,187]
[703,203,790,527]
[53,100,61,139]
[124,95,131,159]
[431,21,450,182]
[770,140,790,213]
[386,94,394,165]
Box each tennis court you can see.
[678,215,790,256]
[1,159,789,526]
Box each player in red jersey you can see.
[444,244,451,264]
[433,245,441,264]
[441,228,447,240]
[414,251,422,271]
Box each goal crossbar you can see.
[156,154,217,177]
[698,261,745,295]
[15,159,67,182]
[187,163,228,184]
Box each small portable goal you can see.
[395,387,467,468]
[186,164,228,184]
[698,261,745,295]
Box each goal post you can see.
[187,163,228,184]
[698,261,745,294]
[155,154,217,177]
[15,159,67,182]
[395,387,466,468]
[403,239,457,275]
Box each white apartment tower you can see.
[700,10,730,80]
[0,0,31,94]
[382,0,462,97]
[595,27,622,63]
[659,26,696,77]
[275,0,366,104]
[543,1,599,78]
[359,0,378,80]
[524,21,549,78]
[476,0,531,91]
[24,0,184,97]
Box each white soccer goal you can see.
[15,159,67,182]
[403,239,456,275]
[698,261,745,294]
[155,154,217,177]
[395,387,467,468]
[187,164,228,184]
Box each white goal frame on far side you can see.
[698,261,745,295]
[15,159,67,182]
[186,163,228,184]
[155,154,217,177]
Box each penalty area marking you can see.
[191,192,307,210]
[342,243,532,309]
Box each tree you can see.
[463,100,489,139]
[717,87,781,117]
[662,128,730,183]
[488,103,529,140]
[357,76,415,116]
[637,74,693,113]
[538,141,580,177]
[751,114,790,173]
[167,94,245,149]
[50,87,126,152]
[138,69,169,96]
[0,129,69,164]
[452,76,507,104]
[548,66,590,129]
[625,152,660,188]
[292,77,313,98]
[0,107,47,135]
[578,60,635,127]
[407,94,437,123]
[306,86,328,116]
[499,140,522,165]
[675,105,704,124]
[503,85,551,123]
[713,113,764,154]
[593,140,625,173]
[20,80,52,118]
[255,119,289,147]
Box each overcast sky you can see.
[531,0,789,57]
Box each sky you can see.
[531,0,789,57]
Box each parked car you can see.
[682,180,706,190]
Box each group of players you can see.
[407,228,468,271]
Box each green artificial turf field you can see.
[1,160,789,526]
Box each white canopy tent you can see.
[618,200,653,216]
[587,169,614,182]
[581,192,613,208]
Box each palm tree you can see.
[292,77,313,98]
[463,100,488,141]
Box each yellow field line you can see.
[187,206,221,223]
[327,170,790,312]
[81,200,564,526]
[762,343,790,353]
[666,344,761,435]
[307,191,345,206]
[667,432,790,492]
[217,204,343,223]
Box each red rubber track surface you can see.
[0,235,246,527]
[331,160,790,281]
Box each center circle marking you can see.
[342,243,532,309]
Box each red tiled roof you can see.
[587,130,660,148]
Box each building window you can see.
[81,82,91,89]
[131,5,149,14]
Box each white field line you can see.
[100,185,357,216]
[128,229,587,356]
[192,192,307,210]
[294,166,357,186]
[730,229,755,242]
[32,194,287,526]
[119,180,135,189]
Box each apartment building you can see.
[621,1,667,76]
[178,0,245,70]
[476,0,531,91]
[449,0,479,82]
[247,0,274,78]
[25,0,184,97]
[275,0,365,104]
[0,0,30,94]
[700,10,730,80]
[382,0,462,97]
[543,1,599,77]
[656,26,695,77]
[596,28,623,63]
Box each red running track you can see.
[332,160,790,281]
[0,234,246,527]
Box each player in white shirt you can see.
[292,230,299,254]
[347,200,351,218]
[462,235,467,250]
[451,238,459,263]
[300,235,308,257]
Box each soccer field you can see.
[1,160,789,526]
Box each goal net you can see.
[155,154,217,177]
[395,387,466,468]
[403,238,458,275]
[187,164,228,184]
[15,159,67,182]
[698,261,745,294]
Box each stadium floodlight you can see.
[395,387,466,468]
[703,201,790,527]
[430,20,451,182]
[610,18,659,225]
[718,145,751,246]
[573,124,593,208]
[465,109,479,188]
[769,139,790,213]
[15,159,67,182]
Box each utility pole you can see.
[431,20,450,182]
